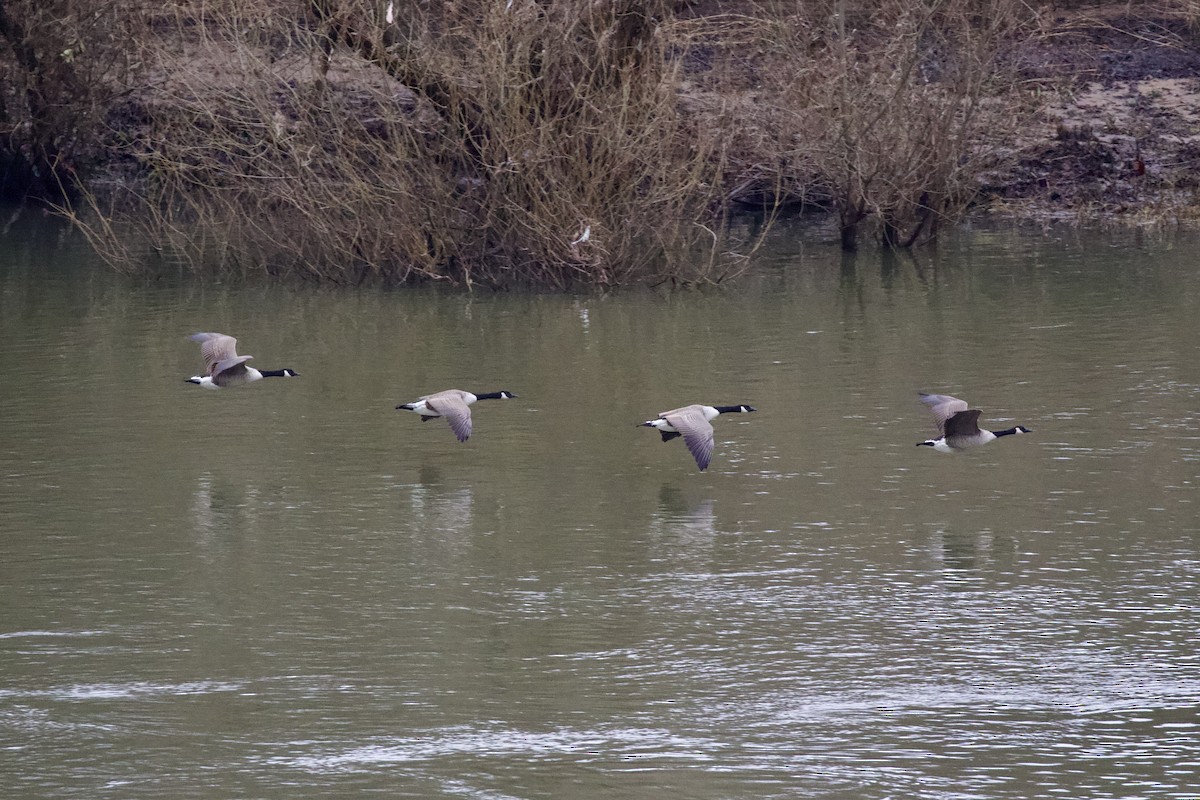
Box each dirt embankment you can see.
[988,5,1200,221]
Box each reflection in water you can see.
[838,251,863,311]
[189,472,262,539]
[930,527,996,577]
[407,465,474,534]
[650,486,716,540]
[575,302,591,336]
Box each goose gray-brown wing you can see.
[919,393,970,435]
[211,356,255,387]
[662,406,715,471]
[190,333,242,377]
[943,409,983,439]
[426,391,473,442]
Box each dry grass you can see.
[69,0,759,287]
[8,0,1056,284]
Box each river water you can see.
[1,215,1198,799]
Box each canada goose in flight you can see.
[916,392,1030,452]
[185,332,298,388]
[640,404,756,471]
[395,389,518,442]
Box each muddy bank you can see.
[983,5,1200,221]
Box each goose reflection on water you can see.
[647,486,718,563]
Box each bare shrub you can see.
[50,0,1052,281]
[0,1,146,201]
[751,0,1040,250]
[73,0,753,287]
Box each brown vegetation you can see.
[1,1,1198,286]
[987,1,1200,222]
[739,0,1034,251]
[96,0,741,288]
[0,0,142,200]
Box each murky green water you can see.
[2,214,1198,799]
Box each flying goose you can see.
[395,389,518,442]
[640,404,756,471]
[916,392,1030,452]
[186,332,298,388]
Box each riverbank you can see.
[675,1,1200,225]
[4,1,1200,285]
[982,3,1200,223]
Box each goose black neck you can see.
[993,426,1024,437]
[260,369,294,378]
[474,391,511,400]
[713,404,753,414]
